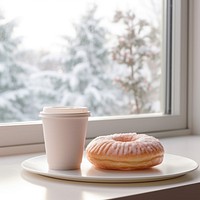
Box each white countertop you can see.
[0,135,200,200]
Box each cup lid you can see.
[39,106,90,117]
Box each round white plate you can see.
[21,154,198,183]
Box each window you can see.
[0,0,189,151]
[1,0,163,121]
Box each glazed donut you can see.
[86,133,164,170]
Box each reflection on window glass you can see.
[0,0,162,122]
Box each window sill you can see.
[0,128,191,156]
[0,135,199,200]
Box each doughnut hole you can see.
[113,134,136,142]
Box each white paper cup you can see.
[39,106,90,170]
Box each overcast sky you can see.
[0,0,161,50]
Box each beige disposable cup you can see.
[39,106,90,170]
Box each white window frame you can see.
[0,0,189,154]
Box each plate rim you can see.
[21,153,199,183]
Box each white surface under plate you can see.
[21,154,198,183]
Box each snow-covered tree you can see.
[111,10,161,114]
[59,5,124,116]
[15,49,64,120]
[0,11,33,122]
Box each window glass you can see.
[0,0,162,122]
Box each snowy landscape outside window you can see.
[0,0,163,123]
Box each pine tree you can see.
[0,11,32,122]
[111,10,161,114]
[60,4,122,116]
